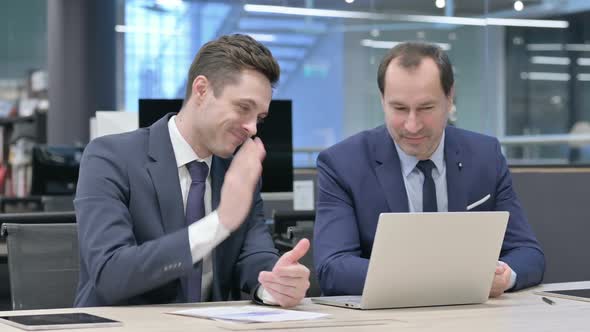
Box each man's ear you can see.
[447,85,455,105]
[192,75,209,101]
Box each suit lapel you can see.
[444,126,468,212]
[373,126,409,212]
[146,113,186,234]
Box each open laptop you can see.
[312,211,509,309]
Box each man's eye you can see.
[237,104,249,112]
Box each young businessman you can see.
[314,41,544,298]
[74,34,310,308]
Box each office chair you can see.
[272,210,315,236]
[41,195,74,212]
[0,211,76,225]
[1,223,79,310]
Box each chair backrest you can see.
[0,211,76,225]
[41,196,75,212]
[286,222,322,297]
[1,223,79,310]
[272,210,320,296]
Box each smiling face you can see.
[180,69,272,158]
[381,57,454,160]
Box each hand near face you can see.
[258,239,311,308]
[489,261,512,298]
[218,137,266,231]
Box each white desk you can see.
[0,281,588,331]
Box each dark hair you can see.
[377,41,454,96]
[184,34,280,101]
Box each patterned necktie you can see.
[416,160,438,212]
[184,160,209,302]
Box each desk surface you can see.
[0,281,588,331]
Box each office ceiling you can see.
[202,0,547,17]
[154,0,573,90]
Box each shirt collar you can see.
[394,130,446,178]
[167,115,212,169]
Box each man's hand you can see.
[489,261,512,298]
[218,137,266,231]
[258,239,311,308]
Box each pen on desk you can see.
[542,297,556,305]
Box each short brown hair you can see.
[377,41,454,97]
[184,34,280,101]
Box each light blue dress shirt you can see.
[393,132,448,213]
[392,131,517,290]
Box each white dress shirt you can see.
[168,116,276,303]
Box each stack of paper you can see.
[170,306,330,323]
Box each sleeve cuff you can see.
[499,260,518,291]
[508,268,517,290]
[253,284,278,306]
[187,210,231,264]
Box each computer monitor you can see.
[31,145,84,196]
[138,99,294,193]
[256,100,293,194]
[138,99,183,128]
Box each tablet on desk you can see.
[535,288,590,303]
[0,313,122,331]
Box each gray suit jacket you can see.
[74,113,279,307]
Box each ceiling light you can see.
[345,0,354,3]
[526,44,590,52]
[243,4,568,29]
[520,72,570,81]
[485,18,567,28]
[526,44,563,51]
[244,33,276,42]
[514,1,524,12]
[114,25,181,36]
[361,39,451,51]
[435,0,446,9]
[565,44,590,52]
[530,56,570,65]
[155,0,184,10]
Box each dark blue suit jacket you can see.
[314,125,544,296]
[74,114,279,307]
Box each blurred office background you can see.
[2,0,590,310]
[2,0,590,171]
